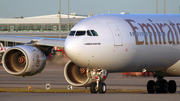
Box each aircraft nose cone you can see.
[64,37,81,61]
[64,36,90,67]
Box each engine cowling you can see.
[2,45,46,76]
[64,60,95,87]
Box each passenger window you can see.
[76,31,86,36]
[69,31,76,36]
[87,30,92,36]
[90,30,98,36]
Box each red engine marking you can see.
[80,68,86,74]
[18,56,26,64]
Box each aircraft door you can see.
[107,22,123,46]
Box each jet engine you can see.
[64,60,94,87]
[2,45,46,76]
[64,60,108,87]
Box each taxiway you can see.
[1,64,180,101]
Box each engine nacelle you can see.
[64,60,95,87]
[64,60,108,87]
[2,45,46,76]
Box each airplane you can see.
[0,43,7,53]
[0,43,9,63]
[0,13,180,94]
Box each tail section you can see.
[0,43,5,51]
[0,43,5,64]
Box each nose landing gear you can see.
[89,69,107,94]
[90,82,106,94]
[147,76,176,93]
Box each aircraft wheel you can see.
[156,79,168,93]
[168,80,176,93]
[147,80,155,93]
[99,82,106,94]
[161,79,168,93]
[90,82,97,94]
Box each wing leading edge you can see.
[0,35,65,47]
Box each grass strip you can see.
[0,88,147,93]
[0,88,89,93]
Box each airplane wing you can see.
[0,35,65,47]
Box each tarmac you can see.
[1,63,180,101]
[0,64,156,90]
[1,92,180,101]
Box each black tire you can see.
[147,80,155,93]
[156,79,168,93]
[155,80,161,93]
[90,82,97,94]
[161,79,168,93]
[168,80,176,93]
[99,82,106,94]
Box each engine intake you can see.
[2,45,46,76]
[64,60,94,87]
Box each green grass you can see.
[0,88,89,93]
[0,88,147,93]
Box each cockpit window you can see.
[87,30,92,36]
[76,31,86,36]
[69,31,76,36]
[90,30,98,36]
[69,30,98,36]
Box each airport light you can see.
[156,0,158,14]
[156,0,166,14]
[59,0,61,38]
[164,0,166,14]
[68,0,69,34]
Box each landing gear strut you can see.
[90,69,107,94]
[147,76,176,93]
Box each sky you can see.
[0,0,180,18]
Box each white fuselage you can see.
[65,14,180,76]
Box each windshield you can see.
[76,31,86,36]
[87,30,92,36]
[68,30,98,36]
[69,31,76,36]
[90,30,98,36]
